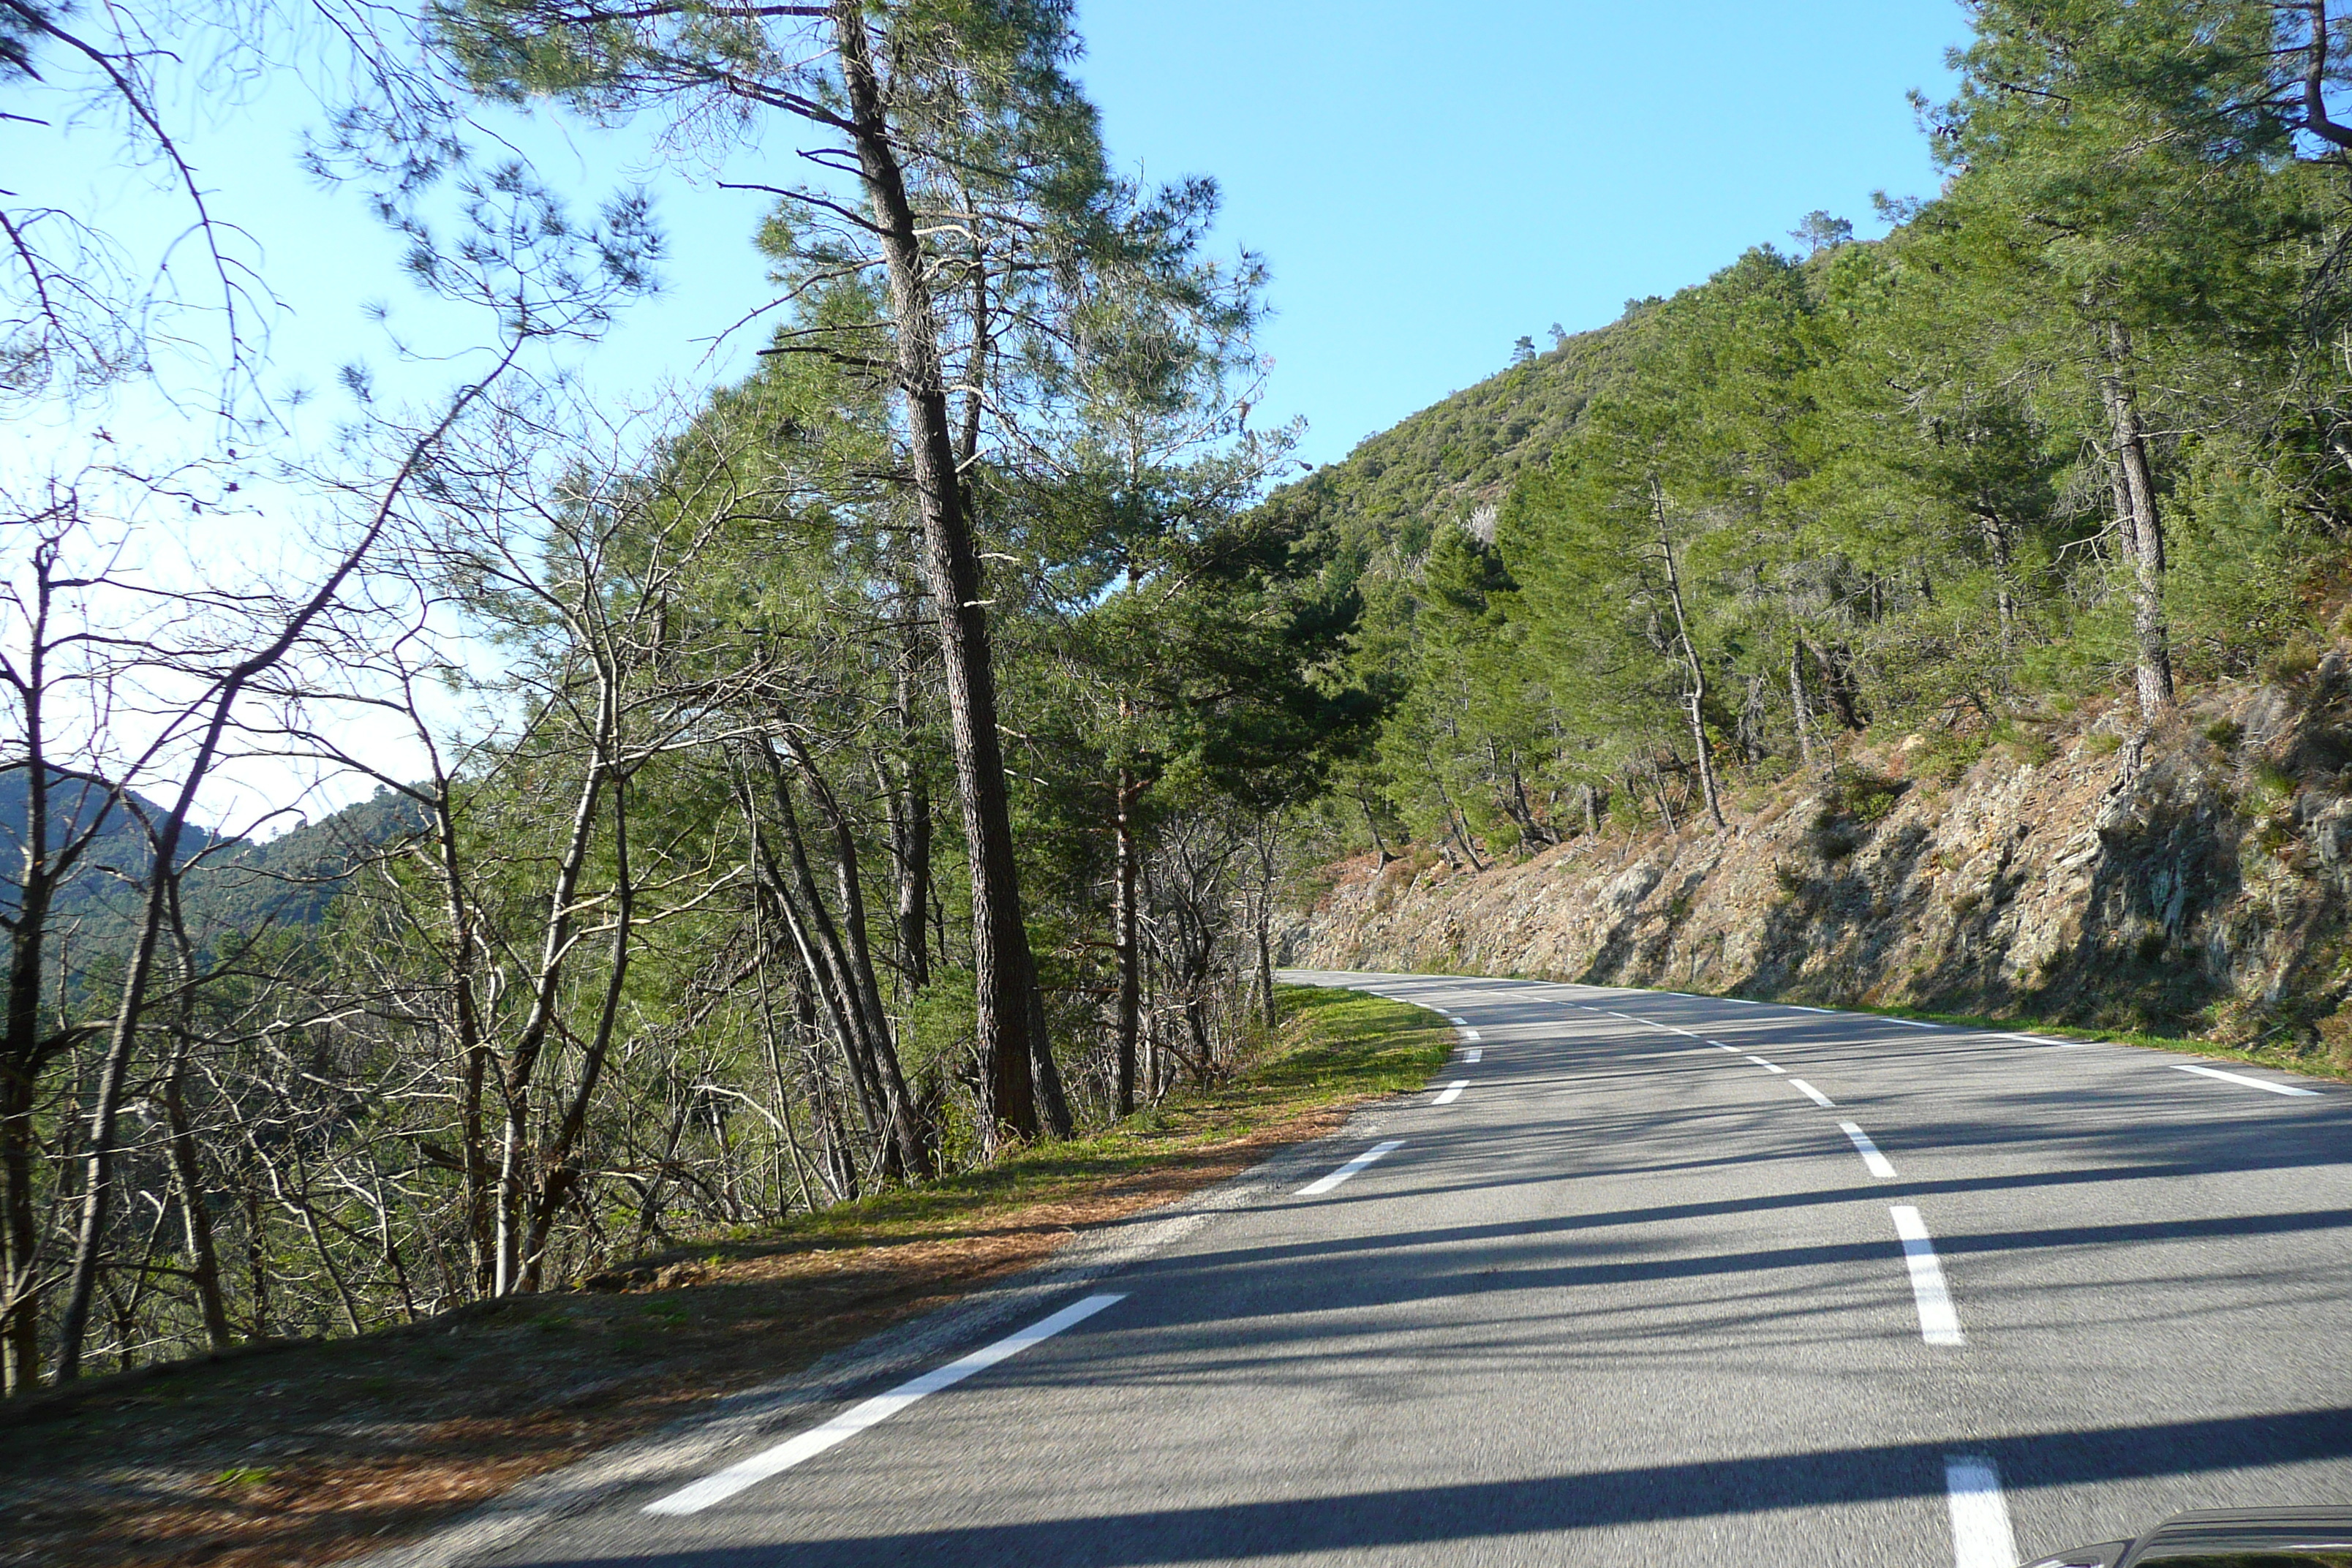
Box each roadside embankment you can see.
[1289,657,2352,1077]
[0,987,1448,1568]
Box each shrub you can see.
[2262,636,2323,685]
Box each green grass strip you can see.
[690,984,1455,1260]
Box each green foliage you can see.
[2168,446,2317,675]
[1255,0,2352,867]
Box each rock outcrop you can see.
[1289,657,2352,1067]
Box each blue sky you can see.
[1075,1,1967,464]
[10,2,1967,470]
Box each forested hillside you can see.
[0,772,424,953]
[14,0,2352,1406]
[1273,316,1646,559]
[1290,3,2352,894]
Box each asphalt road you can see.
[479,972,2352,1567]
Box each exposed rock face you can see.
[1289,662,2352,1055]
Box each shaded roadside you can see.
[0,987,1449,1568]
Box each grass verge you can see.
[0,984,1446,1568]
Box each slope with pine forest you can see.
[1272,2,2352,1075]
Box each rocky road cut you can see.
[453,972,2352,1568]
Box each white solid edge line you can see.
[1789,1078,1836,1108]
[1945,1454,2017,1568]
[1840,1121,1899,1180]
[1463,1048,1482,1063]
[1299,1139,1405,1195]
[1433,1080,1468,1105]
[1891,1205,1964,1346]
[1744,1055,1787,1074]
[1887,1017,1940,1030]
[644,1292,1126,1515]
[2173,1062,2321,1097]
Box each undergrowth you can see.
[673,984,1454,1263]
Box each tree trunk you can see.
[1647,758,1679,834]
[1651,476,1725,829]
[1430,767,1487,872]
[1976,511,2017,657]
[630,1069,696,1254]
[2100,320,2174,714]
[148,888,230,1352]
[779,734,933,1175]
[1112,769,1140,1117]
[1737,675,1768,766]
[1359,788,1395,865]
[493,741,607,1298]
[3,543,123,1390]
[1,763,55,1394]
[162,1024,231,1354]
[425,786,494,1297]
[1252,825,1279,1033]
[1810,643,1864,731]
[1027,971,1073,1139]
[886,608,933,992]
[1789,635,1816,767]
[834,1,1041,1147]
[520,772,636,1291]
[750,763,889,1156]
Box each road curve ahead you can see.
[479,971,2352,1568]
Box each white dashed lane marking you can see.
[1891,1205,1964,1346]
[1298,1140,1405,1196]
[2173,1062,2321,1098]
[1840,1122,1898,1180]
[644,1293,1127,1515]
[1945,1455,2017,1568]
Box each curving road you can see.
[469,971,2352,1568]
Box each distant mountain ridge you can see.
[1,768,427,950]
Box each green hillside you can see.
[1,769,426,953]
[1271,305,1651,564]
